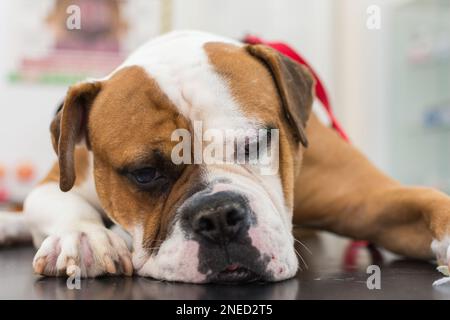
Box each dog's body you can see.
[1,31,450,283]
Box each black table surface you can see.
[1,232,449,300]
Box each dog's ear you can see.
[246,45,315,147]
[50,82,102,192]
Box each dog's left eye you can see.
[128,167,165,187]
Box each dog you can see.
[1,30,450,283]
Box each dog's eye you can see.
[128,168,164,187]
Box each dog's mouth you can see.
[209,264,261,284]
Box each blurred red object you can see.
[0,187,9,203]
[16,163,35,182]
[343,241,383,271]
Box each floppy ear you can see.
[246,45,315,147]
[50,82,102,192]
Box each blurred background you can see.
[0,0,449,206]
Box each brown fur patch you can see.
[293,114,450,259]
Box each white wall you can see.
[333,0,413,172]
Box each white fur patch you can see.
[431,236,450,265]
[114,31,255,133]
[23,182,104,246]
[135,223,206,283]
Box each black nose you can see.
[187,192,251,244]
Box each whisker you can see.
[294,247,308,270]
[294,238,312,255]
[293,248,301,268]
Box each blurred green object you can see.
[7,71,85,86]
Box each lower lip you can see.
[213,267,260,284]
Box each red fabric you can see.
[243,35,349,141]
[343,240,383,271]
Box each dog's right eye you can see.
[127,167,166,189]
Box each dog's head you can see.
[51,33,314,283]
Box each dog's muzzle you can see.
[179,190,269,283]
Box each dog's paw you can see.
[32,224,133,277]
[431,236,450,266]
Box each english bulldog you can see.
[1,30,450,283]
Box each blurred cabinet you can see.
[389,0,450,192]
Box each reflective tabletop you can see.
[1,231,449,300]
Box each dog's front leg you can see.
[24,182,133,277]
[294,114,450,263]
